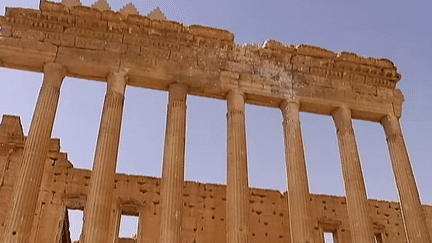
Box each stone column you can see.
[81,70,127,243]
[280,100,313,243]
[226,89,249,243]
[331,107,374,243]
[381,114,431,243]
[159,83,188,243]
[1,63,66,243]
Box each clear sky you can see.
[1,0,431,241]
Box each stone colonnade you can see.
[1,63,430,243]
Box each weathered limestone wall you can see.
[0,115,430,243]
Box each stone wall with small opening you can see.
[0,115,431,243]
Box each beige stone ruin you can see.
[0,1,431,243]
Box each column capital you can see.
[280,100,300,119]
[331,106,353,132]
[43,63,66,87]
[226,89,245,113]
[380,114,402,138]
[168,83,188,103]
[280,99,299,109]
[107,69,128,95]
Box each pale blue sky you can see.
[1,0,431,240]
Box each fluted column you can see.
[81,70,127,243]
[1,63,66,243]
[331,107,374,243]
[381,114,431,243]
[226,89,249,243]
[159,83,188,243]
[280,100,313,243]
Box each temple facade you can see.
[0,1,431,243]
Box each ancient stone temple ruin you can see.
[0,0,431,243]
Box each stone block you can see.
[126,44,141,55]
[76,17,107,31]
[40,1,68,13]
[60,34,75,47]
[187,25,234,42]
[0,24,12,37]
[150,19,183,33]
[105,41,127,53]
[75,36,106,50]
[45,32,62,45]
[12,28,46,41]
[126,14,150,27]
[69,5,102,19]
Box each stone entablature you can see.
[1,115,430,243]
[0,1,401,121]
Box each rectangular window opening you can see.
[324,231,336,243]
[118,214,139,241]
[67,209,83,242]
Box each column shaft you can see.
[81,71,127,243]
[159,83,188,243]
[2,63,65,243]
[381,115,431,243]
[281,101,313,243]
[226,89,249,243]
[332,107,374,243]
